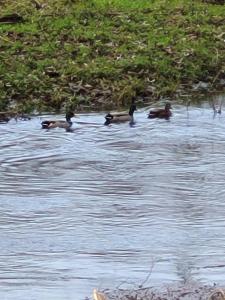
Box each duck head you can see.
[165,102,172,111]
[66,111,75,122]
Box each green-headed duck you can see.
[41,111,75,129]
[104,99,137,125]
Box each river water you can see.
[1,103,225,300]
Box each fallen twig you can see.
[208,288,225,300]
[31,0,43,9]
[0,13,24,24]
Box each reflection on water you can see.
[1,104,225,299]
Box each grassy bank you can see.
[0,0,225,112]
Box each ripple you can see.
[1,105,225,299]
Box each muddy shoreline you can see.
[96,282,225,300]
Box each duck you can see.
[41,111,75,129]
[148,102,172,119]
[16,113,31,121]
[0,113,10,123]
[0,111,31,123]
[104,99,137,125]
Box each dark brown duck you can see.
[148,102,172,119]
[0,113,10,123]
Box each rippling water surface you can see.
[1,103,225,299]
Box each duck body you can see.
[41,120,72,129]
[148,103,172,119]
[104,103,137,125]
[41,112,74,129]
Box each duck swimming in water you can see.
[0,111,31,123]
[148,102,172,119]
[41,111,75,129]
[104,99,137,125]
[0,113,10,123]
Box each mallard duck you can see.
[41,111,75,129]
[16,114,31,121]
[148,102,172,119]
[104,101,137,125]
[0,113,10,123]
[0,111,31,123]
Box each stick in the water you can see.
[93,288,107,300]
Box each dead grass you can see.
[99,283,225,300]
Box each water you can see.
[1,103,225,299]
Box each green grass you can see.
[0,0,225,112]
